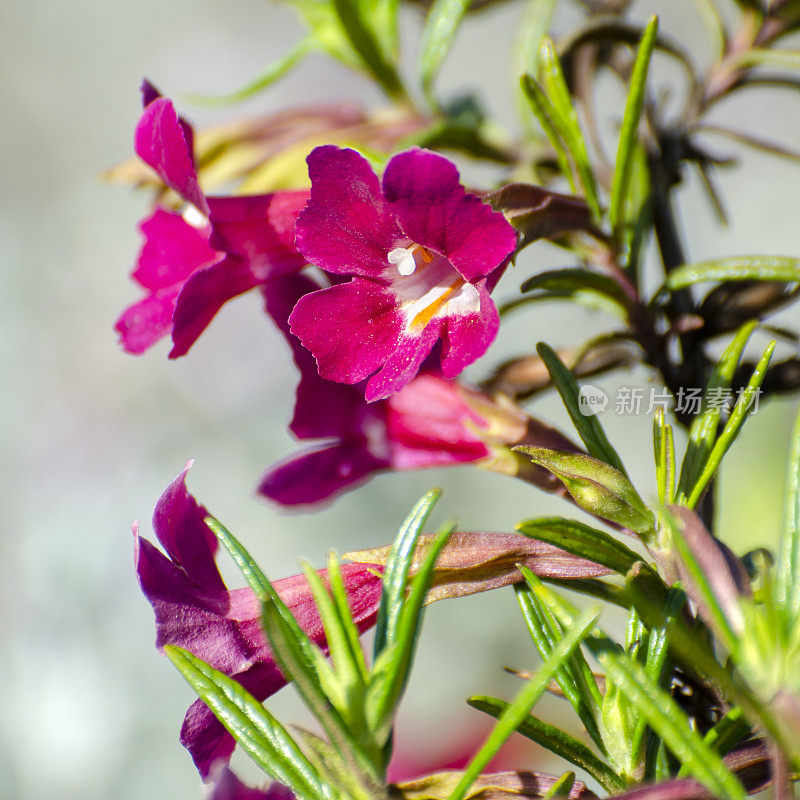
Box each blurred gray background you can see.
[2,1,798,798]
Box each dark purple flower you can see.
[288,146,517,402]
[257,274,513,507]
[134,464,383,779]
[117,83,309,357]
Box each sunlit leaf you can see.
[516,517,641,575]
[535,343,627,474]
[449,606,601,800]
[665,256,800,289]
[599,650,748,800]
[164,646,328,800]
[468,696,622,791]
[515,584,605,751]
[367,522,455,740]
[609,17,658,253]
[686,341,776,508]
[332,0,406,98]
[676,321,757,503]
[778,407,800,615]
[419,0,471,102]
[374,489,441,659]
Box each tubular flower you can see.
[133,464,382,779]
[257,274,516,507]
[116,82,308,357]
[288,145,518,402]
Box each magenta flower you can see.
[256,273,498,506]
[288,145,517,402]
[134,464,382,779]
[116,82,308,357]
[115,208,221,354]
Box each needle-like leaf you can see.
[165,646,328,800]
[449,606,601,800]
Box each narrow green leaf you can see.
[665,256,800,289]
[545,577,633,610]
[164,646,327,800]
[731,48,800,71]
[206,516,272,600]
[286,0,363,69]
[619,139,652,273]
[778,407,800,614]
[468,696,623,791]
[676,321,757,502]
[368,522,455,738]
[609,17,658,246]
[535,343,627,474]
[520,75,575,191]
[516,516,642,575]
[296,728,372,800]
[185,38,316,106]
[300,558,368,698]
[374,489,441,659]
[448,606,601,800]
[419,0,471,102]
[599,650,748,800]
[625,563,791,756]
[653,408,676,505]
[633,587,686,770]
[515,585,605,750]
[326,553,370,683]
[538,39,601,221]
[516,448,654,534]
[331,0,406,98]
[686,341,776,508]
[371,0,401,58]
[260,579,380,784]
[514,0,558,81]
[519,269,630,314]
[679,707,749,773]
[542,772,576,800]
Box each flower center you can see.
[387,243,433,277]
[387,242,481,331]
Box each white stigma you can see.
[388,247,417,277]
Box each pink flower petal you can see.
[289,279,403,387]
[295,146,400,278]
[133,209,217,290]
[260,274,367,439]
[258,443,389,506]
[169,257,261,358]
[386,375,489,469]
[439,282,499,377]
[181,663,285,780]
[115,290,178,355]
[207,192,309,279]
[364,324,442,402]
[149,464,224,590]
[135,96,208,214]
[382,148,516,282]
